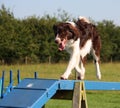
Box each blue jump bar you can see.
[58,80,120,90]
[85,80,120,90]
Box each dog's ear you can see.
[66,24,81,40]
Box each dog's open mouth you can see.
[58,39,66,51]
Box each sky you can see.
[0,0,120,25]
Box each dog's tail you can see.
[78,16,90,24]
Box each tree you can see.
[0,5,18,63]
[97,20,120,62]
[0,5,120,64]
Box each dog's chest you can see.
[65,38,92,57]
[65,39,80,54]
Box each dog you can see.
[53,16,101,80]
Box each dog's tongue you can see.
[58,41,66,51]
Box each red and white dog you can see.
[53,16,101,80]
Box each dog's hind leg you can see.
[91,49,101,79]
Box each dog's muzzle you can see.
[55,38,66,51]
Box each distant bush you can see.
[0,5,120,64]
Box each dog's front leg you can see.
[61,52,78,79]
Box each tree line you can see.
[0,5,120,64]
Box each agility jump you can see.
[0,71,120,108]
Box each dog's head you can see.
[53,22,80,51]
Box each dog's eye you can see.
[58,29,63,34]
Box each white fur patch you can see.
[80,39,92,58]
[65,38,80,54]
[55,34,61,44]
[66,21,76,27]
[78,16,90,23]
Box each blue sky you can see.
[1,0,120,25]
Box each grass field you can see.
[0,62,120,108]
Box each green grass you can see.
[0,62,120,108]
[87,91,120,108]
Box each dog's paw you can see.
[60,77,67,80]
[77,74,85,80]
[77,76,81,80]
[97,74,101,80]
[60,75,68,80]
